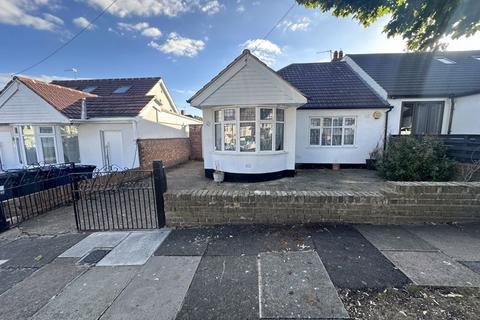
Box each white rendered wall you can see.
[450,93,480,134]
[77,122,139,170]
[295,109,386,164]
[202,106,297,174]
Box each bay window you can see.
[213,106,285,153]
[310,116,356,146]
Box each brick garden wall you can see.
[137,138,191,169]
[164,182,480,226]
[189,124,203,161]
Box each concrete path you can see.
[1,223,480,320]
[100,256,200,320]
[259,251,348,319]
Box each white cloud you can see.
[200,0,222,15]
[141,27,162,38]
[236,5,245,13]
[149,32,205,57]
[242,39,282,64]
[0,0,63,32]
[84,0,224,17]
[281,17,311,32]
[117,21,149,31]
[73,16,95,30]
[117,21,161,38]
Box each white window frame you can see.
[59,125,81,164]
[309,116,357,147]
[37,126,59,165]
[212,106,285,154]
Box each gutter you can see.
[383,106,394,151]
[447,95,455,134]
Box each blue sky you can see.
[1,0,479,116]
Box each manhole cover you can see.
[80,249,111,265]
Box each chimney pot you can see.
[333,50,338,61]
[339,50,344,59]
[181,110,185,115]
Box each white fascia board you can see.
[0,79,19,108]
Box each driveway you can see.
[0,223,479,319]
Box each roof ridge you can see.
[52,76,162,82]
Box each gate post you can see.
[153,161,167,228]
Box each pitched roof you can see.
[62,95,154,119]
[15,76,95,114]
[277,61,389,110]
[51,77,161,96]
[348,50,480,98]
[3,76,154,119]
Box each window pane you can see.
[344,117,355,126]
[276,123,284,151]
[214,124,222,151]
[240,122,256,152]
[310,129,320,145]
[240,108,255,121]
[260,108,273,121]
[23,135,38,165]
[13,137,23,164]
[321,128,332,146]
[60,125,78,135]
[39,127,53,134]
[276,109,284,122]
[214,110,221,123]
[21,125,34,135]
[41,137,57,164]
[62,135,80,163]
[224,124,236,151]
[400,104,413,135]
[260,123,272,151]
[332,117,343,126]
[224,108,236,121]
[332,128,342,145]
[323,118,332,127]
[344,128,355,145]
[311,118,321,127]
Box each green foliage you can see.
[296,0,480,51]
[378,136,455,181]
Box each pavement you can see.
[0,223,479,320]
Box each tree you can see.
[296,0,480,51]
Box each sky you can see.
[1,0,479,116]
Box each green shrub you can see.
[378,136,456,181]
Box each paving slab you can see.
[59,232,130,258]
[100,256,201,320]
[0,234,87,268]
[0,268,35,295]
[460,261,480,274]
[0,258,88,320]
[355,225,437,251]
[97,230,169,266]
[312,225,410,289]
[30,266,138,320]
[406,225,480,261]
[384,251,480,287]
[205,225,314,256]
[259,251,349,319]
[176,255,258,320]
[79,249,111,265]
[154,228,212,256]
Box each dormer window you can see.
[113,85,131,94]
[435,57,456,64]
[82,86,97,93]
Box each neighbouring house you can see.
[188,49,480,180]
[0,76,201,171]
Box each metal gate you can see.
[71,161,167,231]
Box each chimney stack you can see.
[332,50,338,61]
[81,98,87,120]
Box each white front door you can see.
[101,131,123,170]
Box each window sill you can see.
[307,145,357,149]
[212,150,288,156]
